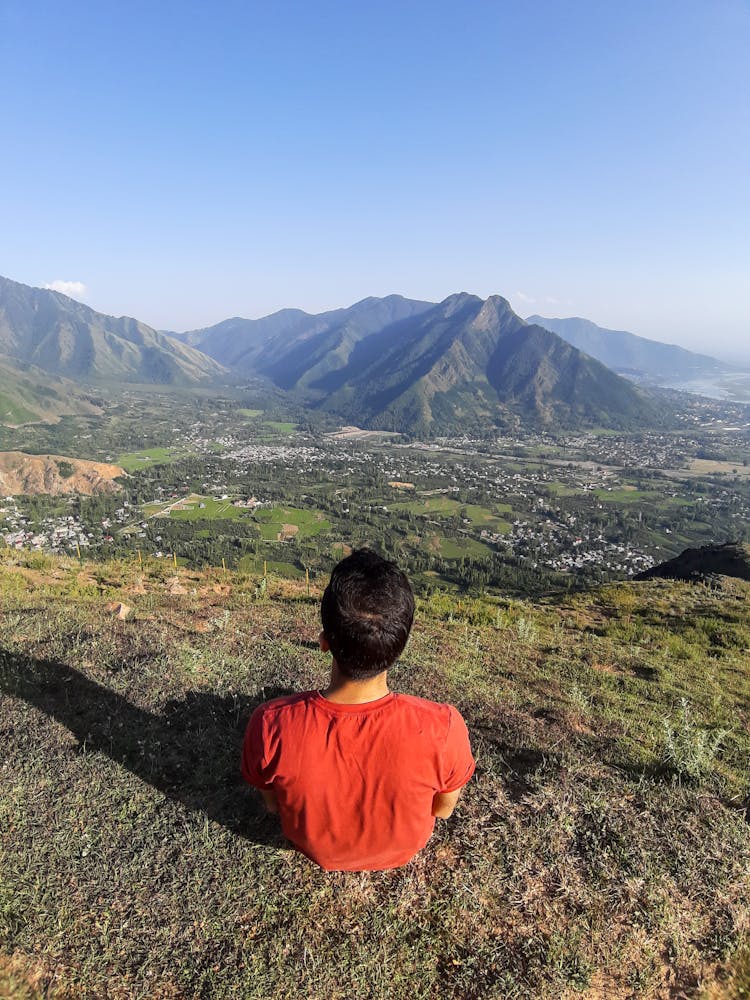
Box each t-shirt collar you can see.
[312,690,396,714]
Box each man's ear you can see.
[319,631,330,653]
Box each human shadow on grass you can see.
[0,649,292,847]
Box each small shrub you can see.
[660,698,729,782]
[516,616,538,644]
[568,683,590,714]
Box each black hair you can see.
[321,548,415,680]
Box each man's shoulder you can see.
[392,693,461,730]
[251,691,316,721]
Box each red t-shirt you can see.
[241,690,475,871]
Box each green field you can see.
[545,481,579,496]
[117,447,187,471]
[143,494,248,521]
[392,496,512,534]
[254,506,332,541]
[236,411,296,433]
[263,420,297,434]
[593,487,657,502]
[430,534,495,560]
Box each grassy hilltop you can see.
[1,552,749,999]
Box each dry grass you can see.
[1,555,749,998]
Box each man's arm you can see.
[432,787,463,819]
[259,788,279,814]
[433,705,475,818]
[242,707,279,813]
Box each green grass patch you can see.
[254,506,331,540]
[143,494,249,521]
[262,420,297,434]
[593,487,658,502]
[545,482,580,496]
[237,555,305,578]
[393,496,463,515]
[238,408,264,418]
[0,392,38,425]
[423,533,495,560]
[392,497,511,533]
[1,559,749,997]
[117,447,186,471]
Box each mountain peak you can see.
[438,292,483,317]
[474,295,517,330]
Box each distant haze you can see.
[1,2,748,361]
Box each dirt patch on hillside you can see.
[0,451,125,496]
[277,523,299,541]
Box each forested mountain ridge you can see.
[0,275,226,384]
[181,292,656,433]
[172,294,434,378]
[527,314,732,380]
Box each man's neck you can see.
[320,662,390,705]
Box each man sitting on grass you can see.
[241,548,475,871]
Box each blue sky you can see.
[1,0,748,358]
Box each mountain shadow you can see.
[1,649,292,847]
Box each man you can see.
[241,549,475,871]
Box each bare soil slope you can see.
[0,451,125,495]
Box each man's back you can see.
[242,690,475,871]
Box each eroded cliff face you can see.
[0,452,125,496]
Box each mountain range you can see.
[527,314,733,381]
[0,275,226,385]
[176,292,655,433]
[1,274,723,434]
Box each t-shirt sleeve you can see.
[241,705,275,790]
[439,705,476,793]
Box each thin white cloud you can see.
[44,279,88,300]
[513,291,573,312]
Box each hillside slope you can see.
[528,314,731,380]
[0,275,227,384]
[1,553,748,998]
[0,358,104,425]
[0,451,125,495]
